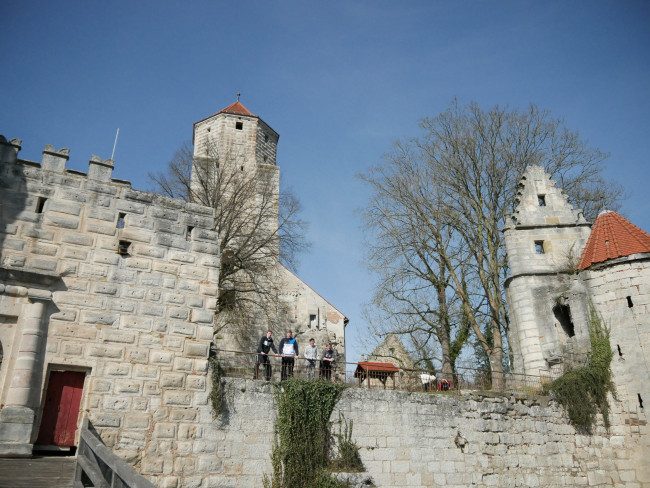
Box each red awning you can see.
[354,362,398,377]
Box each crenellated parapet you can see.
[1,135,118,184]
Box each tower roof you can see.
[216,101,256,117]
[578,211,650,270]
[193,101,258,128]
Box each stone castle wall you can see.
[0,134,347,485]
[201,378,650,488]
[0,137,222,469]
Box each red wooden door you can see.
[36,371,85,447]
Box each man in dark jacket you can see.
[257,330,277,381]
[278,330,299,381]
[320,342,336,381]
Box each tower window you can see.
[627,296,634,308]
[186,226,194,241]
[534,241,545,254]
[265,134,269,142]
[309,314,316,328]
[538,195,546,206]
[117,212,126,229]
[117,240,131,255]
[553,303,575,338]
[236,122,243,130]
[389,348,394,357]
[617,345,623,357]
[36,197,47,214]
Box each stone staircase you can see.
[0,456,75,488]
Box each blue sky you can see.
[2,1,649,366]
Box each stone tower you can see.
[577,211,650,416]
[503,165,592,376]
[192,100,279,172]
[191,100,281,234]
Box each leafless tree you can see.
[361,101,623,387]
[149,141,309,339]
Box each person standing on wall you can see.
[279,330,299,381]
[303,338,319,380]
[320,343,336,381]
[256,330,278,381]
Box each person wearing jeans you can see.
[279,330,299,381]
[304,338,319,380]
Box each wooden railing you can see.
[74,417,155,488]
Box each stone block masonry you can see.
[167,378,650,488]
[0,137,219,466]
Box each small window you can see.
[265,134,269,142]
[117,212,126,229]
[309,314,317,328]
[263,156,268,162]
[236,122,243,130]
[617,345,623,357]
[186,226,194,241]
[535,241,545,254]
[639,393,644,409]
[538,195,546,207]
[389,348,394,357]
[117,240,131,255]
[36,197,47,214]
[627,296,634,308]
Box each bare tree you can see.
[361,101,623,387]
[149,141,310,338]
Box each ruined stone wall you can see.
[201,378,650,488]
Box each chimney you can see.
[0,135,22,164]
[41,144,70,172]
[88,155,114,181]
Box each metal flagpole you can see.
[111,128,120,160]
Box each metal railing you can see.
[74,417,155,488]
[215,348,557,396]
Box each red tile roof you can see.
[355,362,399,373]
[216,101,256,117]
[578,211,650,270]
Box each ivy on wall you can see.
[264,380,363,488]
[546,304,614,433]
[209,357,224,417]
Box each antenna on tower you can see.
[237,92,241,102]
[111,128,120,160]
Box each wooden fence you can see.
[74,417,155,488]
